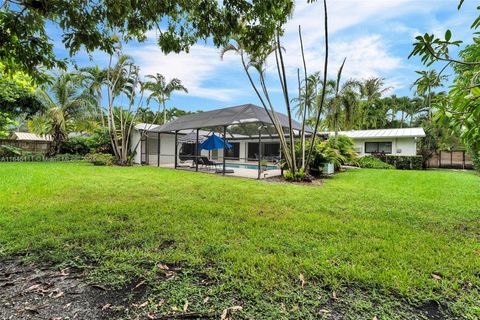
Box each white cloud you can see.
[330,35,402,79]
[259,0,446,93]
[126,44,247,102]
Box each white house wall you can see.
[131,129,420,166]
[352,137,418,156]
[130,130,141,164]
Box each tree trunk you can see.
[334,113,339,144]
[97,89,105,127]
[163,101,167,124]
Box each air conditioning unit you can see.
[396,149,402,154]
[355,147,362,153]
[323,162,335,175]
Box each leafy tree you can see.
[0,60,44,132]
[29,72,95,154]
[409,0,480,171]
[0,0,293,83]
[144,73,188,124]
[0,112,16,138]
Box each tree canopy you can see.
[1,0,293,83]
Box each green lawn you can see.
[0,162,479,319]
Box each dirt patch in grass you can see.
[0,258,148,319]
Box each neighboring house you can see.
[131,104,425,167]
[330,128,426,156]
[0,132,52,153]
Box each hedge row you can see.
[357,156,395,169]
[385,155,423,170]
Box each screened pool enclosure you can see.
[131,104,314,179]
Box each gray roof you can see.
[327,127,426,139]
[151,104,308,133]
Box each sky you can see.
[49,0,477,117]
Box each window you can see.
[247,142,280,160]
[225,142,240,160]
[365,142,392,154]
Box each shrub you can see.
[466,145,480,172]
[284,168,309,181]
[88,128,113,154]
[357,156,395,169]
[60,136,91,155]
[85,152,114,166]
[327,135,357,164]
[59,128,113,155]
[385,155,423,170]
[0,145,22,157]
[299,135,357,176]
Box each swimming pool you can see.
[225,163,278,170]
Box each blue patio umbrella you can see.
[198,134,232,150]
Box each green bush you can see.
[0,145,22,157]
[60,128,113,155]
[85,152,114,166]
[357,156,395,169]
[385,155,423,170]
[327,135,357,164]
[284,168,306,181]
[299,135,357,176]
[60,136,90,155]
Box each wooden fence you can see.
[427,150,473,169]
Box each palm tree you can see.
[80,65,108,127]
[412,70,447,119]
[30,72,94,154]
[137,106,156,123]
[357,77,391,128]
[359,77,391,101]
[323,59,361,141]
[144,73,188,124]
[404,97,426,127]
[292,72,324,121]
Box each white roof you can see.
[135,123,163,131]
[327,128,426,139]
[10,132,52,142]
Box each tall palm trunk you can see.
[97,89,105,127]
[427,87,432,120]
[163,100,167,124]
[334,112,339,144]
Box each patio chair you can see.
[192,157,205,168]
[201,157,218,170]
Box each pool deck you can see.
[151,163,282,179]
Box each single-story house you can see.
[130,104,312,170]
[330,128,426,156]
[0,132,52,153]
[131,104,425,172]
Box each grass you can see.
[0,162,479,319]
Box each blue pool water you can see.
[225,163,278,170]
